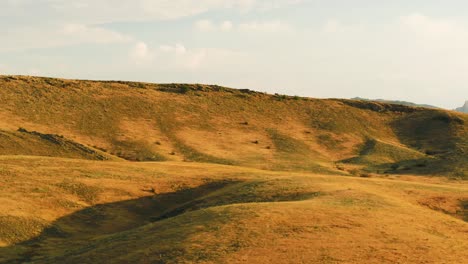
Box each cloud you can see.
[323,19,341,33]
[399,13,462,37]
[61,24,132,44]
[195,19,234,32]
[321,19,364,34]
[130,42,153,63]
[159,43,187,55]
[220,21,234,31]
[185,50,208,69]
[0,24,132,52]
[311,13,468,107]
[195,20,290,33]
[130,42,191,66]
[0,0,304,24]
[228,0,304,12]
[0,1,303,52]
[175,48,247,70]
[195,19,216,32]
[128,41,247,70]
[238,21,291,32]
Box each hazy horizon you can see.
[1,0,468,109]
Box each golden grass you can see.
[0,75,466,177]
[0,76,467,263]
[0,156,466,263]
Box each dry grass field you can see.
[0,157,466,263]
[0,76,467,263]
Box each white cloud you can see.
[195,19,216,32]
[238,21,291,32]
[195,20,290,33]
[323,19,341,33]
[157,44,207,69]
[175,48,247,70]
[220,21,234,32]
[0,24,132,52]
[228,0,304,12]
[130,42,153,63]
[321,19,365,34]
[127,41,247,70]
[61,24,132,44]
[159,43,187,55]
[309,13,468,108]
[399,13,462,37]
[195,19,234,32]
[0,1,303,52]
[0,0,304,24]
[185,50,208,69]
[173,48,248,70]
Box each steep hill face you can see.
[0,75,466,178]
[456,101,468,113]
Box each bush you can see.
[179,86,190,94]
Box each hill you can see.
[351,97,439,109]
[455,101,468,113]
[0,75,466,178]
[0,75,467,263]
[0,157,466,263]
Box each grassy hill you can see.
[0,75,466,178]
[0,75,467,263]
[351,97,439,109]
[0,157,466,263]
[0,128,113,160]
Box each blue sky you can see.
[1,0,467,109]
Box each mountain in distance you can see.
[455,100,468,113]
[352,97,439,109]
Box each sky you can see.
[1,0,468,109]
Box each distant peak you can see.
[455,100,468,113]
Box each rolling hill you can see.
[351,97,439,109]
[0,75,466,178]
[0,157,467,263]
[0,75,467,263]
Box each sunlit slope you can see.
[0,129,113,160]
[0,75,466,177]
[0,157,466,263]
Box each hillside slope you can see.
[0,157,466,263]
[0,128,112,160]
[0,76,467,263]
[0,75,466,177]
[351,97,439,109]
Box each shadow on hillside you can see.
[387,112,467,178]
[390,111,459,153]
[0,180,236,264]
[372,158,466,178]
[0,179,321,263]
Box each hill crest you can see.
[0,75,466,178]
